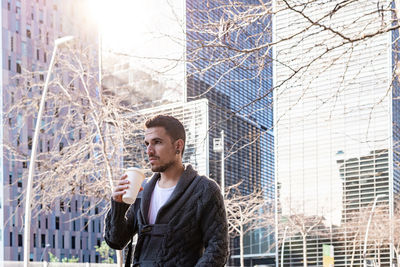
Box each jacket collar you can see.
[140,164,198,224]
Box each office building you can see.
[186,1,275,265]
[274,1,397,266]
[1,0,102,263]
[102,59,183,109]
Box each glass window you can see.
[41,234,45,248]
[39,10,43,23]
[26,25,31,38]
[71,236,75,249]
[16,60,21,74]
[17,114,22,128]
[15,1,20,15]
[21,42,26,56]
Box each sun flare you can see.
[87,0,152,52]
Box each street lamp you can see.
[213,130,225,195]
[23,36,75,267]
[363,194,387,267]
[39,244,51,262]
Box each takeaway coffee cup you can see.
[122,167,146,205]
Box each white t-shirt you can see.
[148,180,176,224]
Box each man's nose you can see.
[147,145,154,155]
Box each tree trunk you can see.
[350,231,358,267]
[240,223,244,267]
[303,235,307,267]
[377,244,380,267]
[393,245,400,267]
[396,245,400,267]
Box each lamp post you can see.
[213,130,225,195]
[363,194,387,267]
[23,36,75,267]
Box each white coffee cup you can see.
[122,167,146,205]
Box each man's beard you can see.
[151,159,175,173]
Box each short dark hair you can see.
[145,115,186,155]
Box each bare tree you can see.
[368,206,390,266]
[339,208,363,267]
[187,0,400,91]
[340,203,391,267]
[392,198,400,267]
[259,196,329,267]
[224,182,266,267]
[279,213,327,267]
[3,41,149,223]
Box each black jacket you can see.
[104,165,229,266]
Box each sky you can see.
[86,0,186,100]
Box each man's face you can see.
[144,126,177,172]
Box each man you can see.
[104,115,229,266]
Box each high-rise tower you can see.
[274,1,397,266]
[186,0,275,265]
[1,0,100,263]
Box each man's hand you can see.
[112,174,144,203]
[112,174,129,203]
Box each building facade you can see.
[186,1,275,264]
[1,0,103,263]
[274,1,397,266]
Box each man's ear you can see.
[175,139,184,152]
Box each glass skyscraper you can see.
[274,1,398,266]
[186,0,275,265]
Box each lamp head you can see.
[55,36,75,46]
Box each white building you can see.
[274,1,397,266]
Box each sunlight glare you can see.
[86,0,186,98]
[87,0,152,52]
